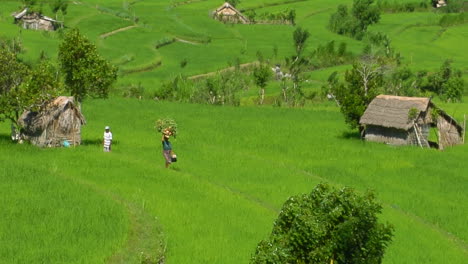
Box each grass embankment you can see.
[1,98,467,263]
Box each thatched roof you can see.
[213,2,249,23]
[13,8,28,19]
[360,95,431,130]
[19,96,85,133]
[12,8,59,22]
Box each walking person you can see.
[162,129,173,168]
[103,126,112,152]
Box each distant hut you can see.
[359,95,464,149]
[435,0,447,8]
[18,97,86,147]
[213,2,249,24]
[12,8,61,31]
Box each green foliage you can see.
[256,8,296,25]
[49,0,68,16]
[155,68,251,106]
[0,48,30,125]
[311,40,355,69]
[228,0,241,8]
[251,183,394,264]
[155,117,178,137]
[329,0,381,40]
[425,60,465,102]
[58,28,117,103]
[376,0,429,13]
[331,60,383,130]
[253,63,271,105]
[408,107,419,120]
[253,64,271,89]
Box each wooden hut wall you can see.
[407,123,430,146]
[437,116,462,149]
[365,125,409,145]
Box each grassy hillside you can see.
[1,99,467,263]
[1,0,466,95]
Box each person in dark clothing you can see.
[162,129,173,168]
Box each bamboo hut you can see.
[18,96,86,147]
[12,8,61,31]
[359,95,463,149]
[213,2,249,24]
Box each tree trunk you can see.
[260,88,265,105]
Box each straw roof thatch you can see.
[360,95,463,132]
[359,95,431,130]
[19,96,86,147]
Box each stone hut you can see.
[18,97,86,147]
[12,8,60,31]
[213,2,249,24]
[359,95,464,149]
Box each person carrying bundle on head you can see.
[162,128,173,168]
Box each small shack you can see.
[213,2,249,24]
[359,95,464,149]
[435,0,447,8]
[18,96,86,147]
[12,8,61,31]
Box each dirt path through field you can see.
[188,61,259,80]
[101,25,138,39]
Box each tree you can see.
[251,183,394,264]
[281,27,310,107]
[426,60,465,102]
[352,0,380,32]
[0,45,62,130]
[50,0,68,21]
[228,0,241,8]
[253,64,271,105]
[329,0,380,39]
[331,59,383,131]
[58,28,117,103]
[0,48,30,126]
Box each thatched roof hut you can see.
[18,96,86,147]
[12,8,61,31]
[213,2,249,24]
[360,95,464,149]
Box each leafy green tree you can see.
[0,46,62,129]
[253,64,271,105]
[329,0,380,39]
[50,0,68,21]
[251,183,394,264]
[332,59,383,131]
[426,60,465,102]
[58,28,117,103]
[228,0,241,8]
[352,0,380,31]
[0,48,30,126]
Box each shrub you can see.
[251,183,394,264]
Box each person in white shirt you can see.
[103,126,112,152]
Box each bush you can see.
[251,183,394,264]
